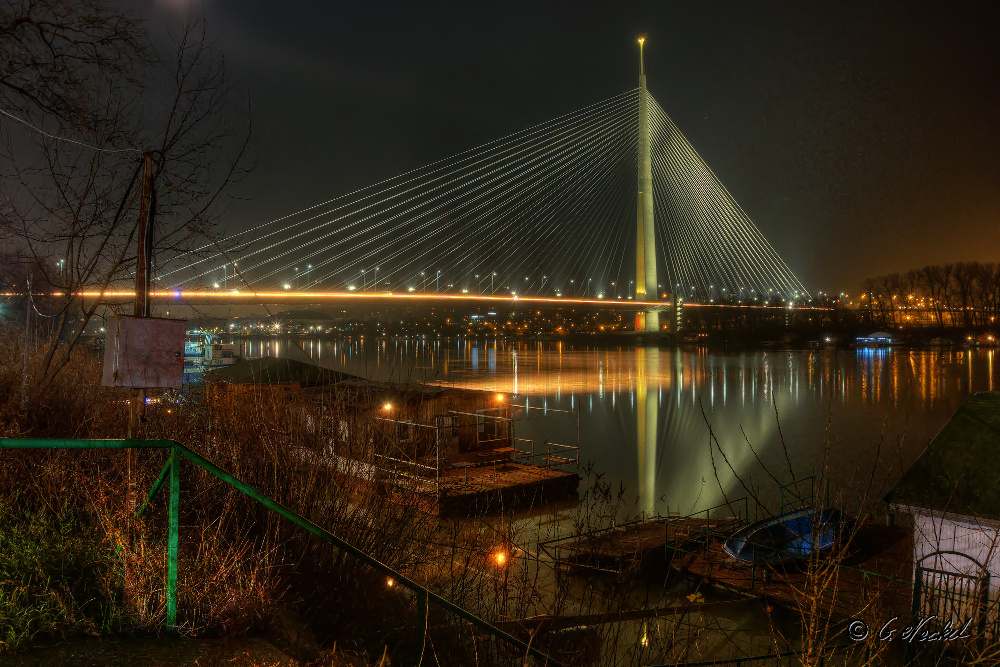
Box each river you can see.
[236,338,1000,518]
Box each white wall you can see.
[912,509,1000,592]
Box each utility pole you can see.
[21,274,31,406]
[130,152,155,436]
[636,37,659,332]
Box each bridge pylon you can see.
[635,37,663,333]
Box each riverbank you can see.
[6,331,1000,665]
[4,636,363,667]
[0,336,549,664]
[211,322,999,352]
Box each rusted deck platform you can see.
[364,458,579,516]
[433,461,579,516]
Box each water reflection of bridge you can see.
[240,338,999,517]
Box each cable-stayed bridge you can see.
[149,46,808,328]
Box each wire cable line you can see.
[158,88,808,301]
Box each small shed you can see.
[204,357,352,386]
[887,392,1000,635]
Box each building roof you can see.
[887,392,1000,520]
[204,357,352,386]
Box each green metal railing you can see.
[0,438,562,666]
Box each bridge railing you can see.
[0,438,562,666]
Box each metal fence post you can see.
[906,568,923,665]
[0,438,566,667]
[167,445,180,627]
[414,587,428,665]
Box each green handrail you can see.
[0,438,562,666]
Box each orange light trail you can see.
[69,289,670,308]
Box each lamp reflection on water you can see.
[228,338,1000,517]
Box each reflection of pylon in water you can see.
[636,347,660,516]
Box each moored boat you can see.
[723,507,850,566]
[183,331,241,383]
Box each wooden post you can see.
[129,152,155,436]
[20,275,32,406]
[128,152,154,513]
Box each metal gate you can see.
[911,550,990,646]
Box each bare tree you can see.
[970,261,999,328]
[917,264,947,327]
[950,262,978,329]
[0,2,250,396]
[0,0,145,130]
[865,261,1000,334]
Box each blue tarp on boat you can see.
[723,507,848,565]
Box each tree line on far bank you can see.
[862,261,1000,330]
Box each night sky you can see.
[134,1,1000,293]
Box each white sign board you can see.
[102,316,187,389]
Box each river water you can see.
[238,338,1000,518]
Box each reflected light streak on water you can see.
[234,338,1000,517]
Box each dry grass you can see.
[0,333,530,663]
[12,330,994,666]
[0,336,588,663]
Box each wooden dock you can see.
[347,455,580,516]
[546,513,914,619]
[432,460,580,516]
[543,515,743,574]
[669,522,914,618]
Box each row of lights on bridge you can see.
[207,264,821,303]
